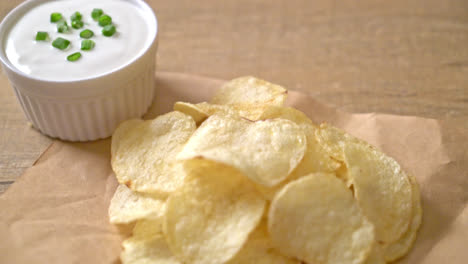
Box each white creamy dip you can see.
[5,0,155,81]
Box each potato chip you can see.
[121,236,181,264]
[163,159,266,264]
[315,123,414,244]
[133,219,164,238]
[173,102,210,125]
[211,76,287,106]
[315,123,369,161]
[226,221,300,264]
[108,184,166,224]
[252,107,340,200]
[257,107,340,174]
[121,232,180,264]
[110,76,421,264]
[174,101,272,124]
[344,142,413,244]
[268,173,375,264]
[111,111,196,196]
[383,174,422,261]
[257,106,314,125]
[111,119,144,158]
[177,114,306,187]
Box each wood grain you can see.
[1,0,467,194]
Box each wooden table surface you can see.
[1,0,467,194]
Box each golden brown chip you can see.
[111,111,196,196]
[177,114,307,187]
[163,159,266,264]
[211,76,287,106]
[268,173,375,264]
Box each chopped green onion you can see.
[98,15,112,26]
[91,8,104,21]
[35,31,49,41]
[72,20,84,29]
[52,37,71,50]
[50,12,63,23]
[57,20,69,33]
[79,29,94,39]
[71,11,82,21]
[81,39,95,50]
[67,52,82,62]
[102,24,116,37]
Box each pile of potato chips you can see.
[109,76,422,264]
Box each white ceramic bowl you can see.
[0,0,158,141]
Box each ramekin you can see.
[0,0,158,141]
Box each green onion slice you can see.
[91,8,104,21]
[57,20,69,33]
[67,52,82,62]
[81,39,95,51]
[50,12,63,23]
[79,29,94,39]
[102,24,116,37]
[98,15,112,27]
[71,11,82,21]
[35,31,49,41]
[72,20,84,29]
[52,37,71,50]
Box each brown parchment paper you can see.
[0,72,467,264]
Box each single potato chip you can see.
[211,76,287,106]
[163,159,266,264]
[344,142,413,245]
[383,174,422,262]
[111,119,144,158]
[177,114,306,187]
[268,173,375,264]
[111,111,196,196]
[108,184,166,224]
[226,221,300,264]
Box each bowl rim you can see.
[0,0,158,85]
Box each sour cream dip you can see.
[0,0,158,141]
[4,0,155,81]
